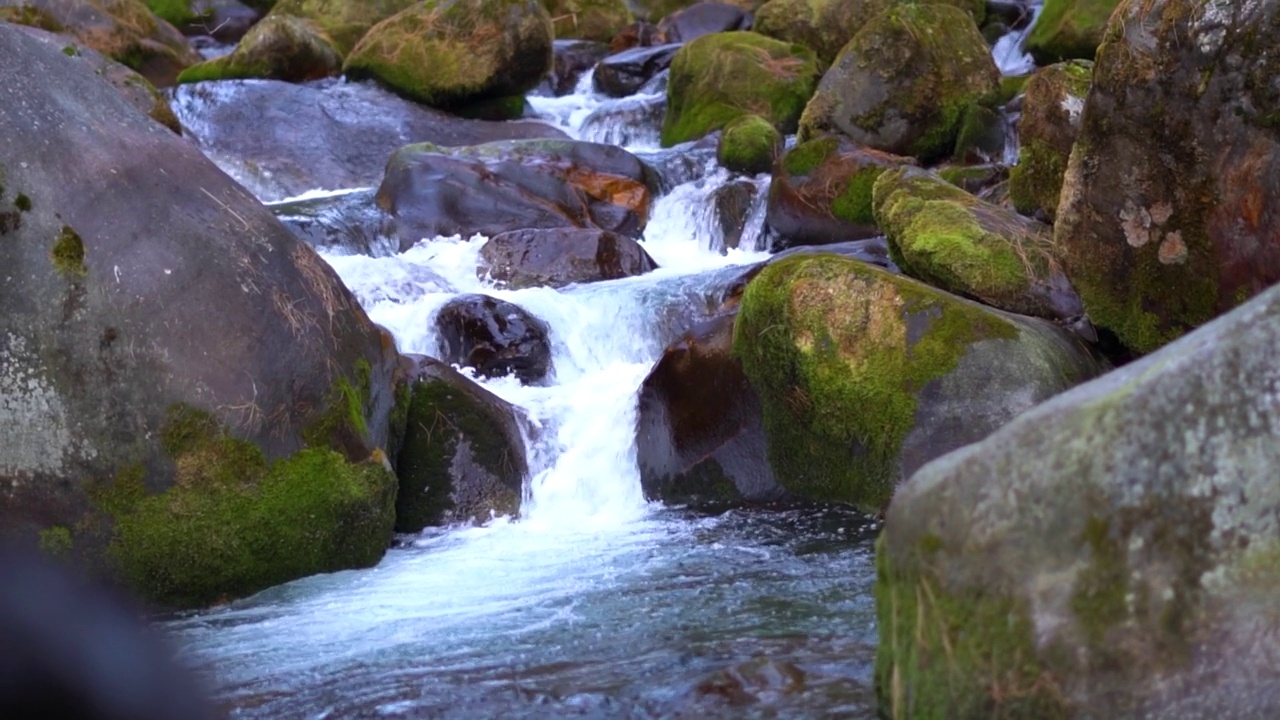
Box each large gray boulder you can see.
[0,24,400,609]
[878,277,1280,717]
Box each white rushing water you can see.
[992,0,1046,76]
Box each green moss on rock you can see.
[661,31,821,147]
[753,0,984,64]
[38,526,74,558]
[781,135,837,176]
[14,193,31,212]
[177,15,342,84]
[96,405,395,609]
[146,0,206,27]
[541,0,631,41]
[1009,60,1092,220]
[51,225,86,276]
[269,0,418,55]
[717,114,782,175]
[1025,0,1119,64]
[732,254,1015,509]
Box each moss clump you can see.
[875,535,1069,719]
[1025,0,1119,64]
[395,377,523,531]
[302,359,373,459]
[717,114,782,175]
[39,526,74,558]
[96,405,396,609]
[343,0,554,109]
[829,166,883,225]
[62,44,79,57]
[732,254,1015,508]
[1010,139,1070,218]
[177,15,342,84]
[662,31,821,147]
[14,193,31,212]
[781,136,838,176]
[51,225,87,277]
[146,0,204,27]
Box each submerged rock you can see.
[376,139,656,251]
[270,188,397,256]
[767,136,912,249]
[0,25,401,609]
[662,31,821,146]
[733,254,1102,510]
[798,4,999,162]
[873,166,1084,322]
[169,78,567,202]
[1009,60,1091,221]
[435,295,553,384]
[0,0,202,86]
[1055,0,1280,355]
[395,357,529,530]
[637,313,787,509]
[479,227,657,289]
[344,0,553,110]
[878,270,1280,719]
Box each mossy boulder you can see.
[1009,60,1092,221]
[767,135,912,249]
[798,4,999,162]
[873,166,1084,321]
[0,0,202,85]
[376,138,656,251]
[732,254,1102,510]
[16,27,180,132]
[637,312,788,509]
[0,25,403,608]
[877,277,1280,719]
[266,0,415,55]
[1054,0,1280,354]
[717,114,782,175]
[661,31,821,147]
[395,358,529,530]
[542,0,631,41]
[344,0,554,110]
[1024,0,1118,64]
[753,0,984,65]
[146,0,204,27]
[176,14,340,83]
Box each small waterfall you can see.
[991,0,1046,77]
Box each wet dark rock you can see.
[656,1,749,42]
[637,313,788,509]
[479,228,657,289]
[593,43,680,97]
[377,139,657,252]
[435,295,553,384]
[711,180,757,252]
[534,39,610,96]
[168,78,568,202]
[270,189,397,256]
[396,356,529,530]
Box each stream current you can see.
[165,19,1041,717]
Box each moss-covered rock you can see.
[716,114,782,175]
[752,0,984,64]
[395,358,528,530]
[343,0,552,109]
[146,0,205,27]
[732,253,1101,510]
[266,0,415,54]
[0,0,203,86]
[766,135,913,248]
[874,166,1083,321]
[176,14,340,83]
[96,407,396,608]
[798,4,999,162]
[542,0,631,41]
[1054,0,1280,354]
[661,31,821,147]
[1025,0,1118,64]
[878,278,1280,719]
[1009,60,1091,221]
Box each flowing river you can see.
[164,16,1041,716]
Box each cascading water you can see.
[166,22,1038,716]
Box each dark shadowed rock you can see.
[168,78,568,202]
[711,180,756,252]
[637,313,787,509]
[376,139,657,251]
[395,357,529,530]
[593,42,680,97]
[607,19,665,52]
[0,24,400,609]
[656,1,748,42]
[479,227,657,288]
[535,39,610,96]
[435,295,553,384]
